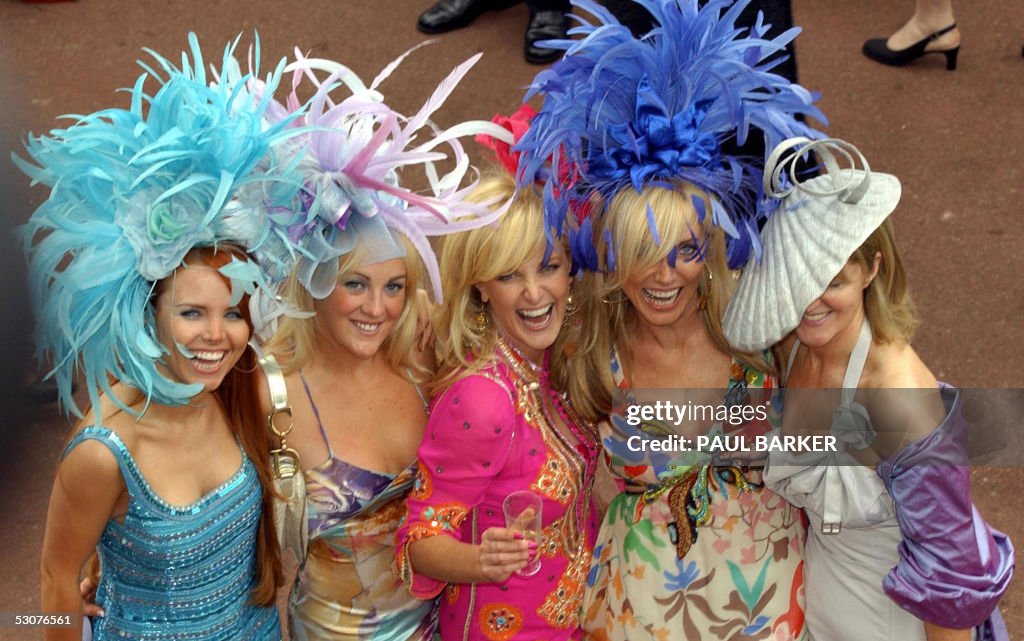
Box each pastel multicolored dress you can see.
[397,338,600,641]
[64,427,281,641]
[289,374,435,641]
[581,350,806,641]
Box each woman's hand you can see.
[78,576,104,618]
[476,527,534,583]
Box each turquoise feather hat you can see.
[16,33,302,418]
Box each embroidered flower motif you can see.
[479,603,523,641]
[420,503,467,534]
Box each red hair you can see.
[174,246,283,604]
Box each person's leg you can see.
[884,0,960,51]
[524,0,571,64]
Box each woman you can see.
[724,137,1014,641]
[45,248,280,641]
[395,171,601,641]
[26,36,292,640]
[260,245,436,641]
[251,49,512,640]
[576,185,806,640]
[514,1,824,638]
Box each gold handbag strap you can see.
[257,353,301,479]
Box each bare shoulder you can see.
[60,423,124,496]
[863,342,944,451]
[864,341,937,390]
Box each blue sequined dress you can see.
[64,427,281,641]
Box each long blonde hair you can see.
[852,217,918,344]
[431,172,600,416]
[262,234,428,379]
[577,181,771,413]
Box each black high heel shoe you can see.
[862,23,960,70]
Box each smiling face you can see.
[604,184,715,331]
[154,264,251,395]
[313,257,408,360]
[622,230,706,329]
[796,255,880,349]
[476,245,571,363]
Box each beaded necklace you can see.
[495,336,598,578]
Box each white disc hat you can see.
[723,137,902,352]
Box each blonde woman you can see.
[572,183,805,640]
[259,238,436,641]
[396,172,600,641]
[513,1,827,638]
[725,137,1014,641]
[249,46,509,640]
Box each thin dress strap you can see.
[298,370,334,458]
[783,340,801,385]
[822,317,874,535]
[405,367,431,415]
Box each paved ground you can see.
[0,1,1021,639]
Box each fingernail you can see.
[513,532,525,540]
[527,541,538,550]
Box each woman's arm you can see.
[41,438,122,641]
[396,373,529,597]
[875,388,1014,636]
[408,525,529,584]
[923,622,970,641]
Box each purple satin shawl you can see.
[876,385,1014,640]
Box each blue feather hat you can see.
[16,34,301,418]
[516,0,826,270]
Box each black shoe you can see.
[417,0,522,35]
[862,23,959,70]
[525,9,569,65]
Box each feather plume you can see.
[17,34,300,418]
[253,43,512,302]
[517,0,826,269]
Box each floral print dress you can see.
[581,349,807,641]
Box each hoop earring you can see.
[698,269,713,311]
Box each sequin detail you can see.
[63,427,279,641]
[480,603,524,641]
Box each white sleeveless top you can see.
[764,320,926,641]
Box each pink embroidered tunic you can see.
[396,340,599,641]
